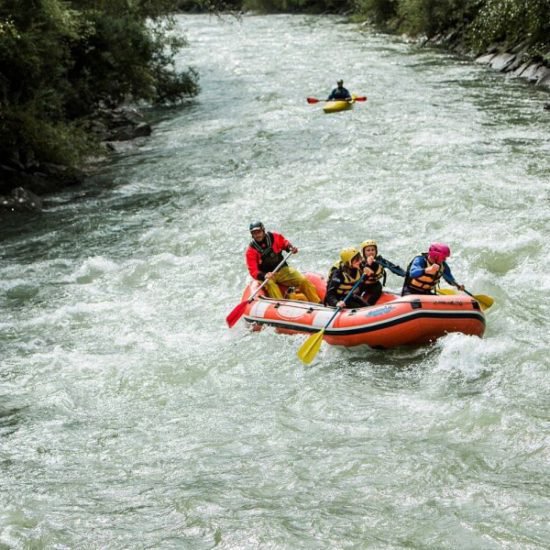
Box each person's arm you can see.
[356,280,371,301]
[245,247,264,281]
[378,256,406,277]
[408,256,427,278]
[325,272,343,307]
[362,256,376,277]
[442,263,464,290]
[271,232,297,254]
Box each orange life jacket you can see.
[405,253,444,292]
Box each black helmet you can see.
[249,221,264,232]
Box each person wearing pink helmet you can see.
[401,243,465,296]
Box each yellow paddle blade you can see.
[297,330,325,365]
[474,294,494,310]
[437,289,494,311]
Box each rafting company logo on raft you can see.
[278,305,307,319]
[364,305,394,317]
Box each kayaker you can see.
[325,248,368,309]
[359,240,406,305]
[327,79,352,101]
[401,243,465,296]
[246,221,321,303]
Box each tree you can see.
[0,0,198,177]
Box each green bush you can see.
[468,0,550,56]
[0,103,96,171]
[397,0,467,37]
[243,0,351,13]
[0,0,199,175]
[355,0,549,58]
[354,0,398,27]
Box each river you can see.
[1,13,549,549]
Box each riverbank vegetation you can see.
[0,0,198,198]
[242,0,549,62]
[354,0,550,60]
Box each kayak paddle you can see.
[437,288,494,311]
[226,251,293,328]
[306,96,367,104]
[297,275,365,365]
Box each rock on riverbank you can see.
[475,49,550,91]
[423,30,550,94]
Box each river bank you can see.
[0,107,152,213]
[474,49,550,91]
[420,29,550,93]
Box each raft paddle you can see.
[297,275,366,365]
[306,96,367,104]
[437,288,494,311]
[226,251,293,328]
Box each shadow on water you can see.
[0,404,27,437]
[0,175,208,263]
[318,343,441,390]
[344,343,438,369]
[318,341,498,399]
[0,211,43,244]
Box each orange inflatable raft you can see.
[240,273,485,349]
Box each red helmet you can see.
[428,243,451,263]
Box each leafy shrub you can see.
[354,0,398,27]
[468,0,550,57]
[0,0,199,176]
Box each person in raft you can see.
[246,221,321,303]
[359,239,406,305]
[325,248,368,309]
[401,242,465,296]
[327,79,352,101]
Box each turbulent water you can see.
[1,14,549,549]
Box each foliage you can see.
[0,105,94,168]
[354,0,549,61]
[243,0,351,13]
[0,0,199,174]
[355,0,549,58]
[396,0,479,37]
[354,0,479,34]
[354,0,398,28]
[468,0,550,57]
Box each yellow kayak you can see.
[323,94,356,114]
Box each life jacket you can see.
[328,261,362,297]
[329,87,351,100]
[404,253,444,292]
[361,257,386,286]
[249,232,286,273]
